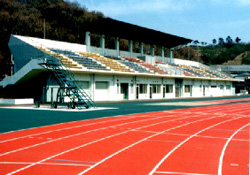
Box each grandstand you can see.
[0,19,242,104]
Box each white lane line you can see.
[148,117,246,175]
[77,116,224,175]
[0,161,91,167]
[0,114,150,143]
[155,171,212,175]
[0,111,158,136]
[218,123,250,175]
[6,116,214,175]
[0,114,177,157]
[136,131,250,142]
[191,105,246,114]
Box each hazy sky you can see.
[70,0,250,44]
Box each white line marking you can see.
[0,115,147,143]
[0,106,117,112]
[0,161,91,167]
[0,111,179,143]
[230,163,239,167]
[1,115,177,157]
[77,116,223,175]
[6,116,214,175]
[165,132,250,142]
[148,117,245,175]
[155,171,212,175]
[218,123,250,175]
[0,111,161,135]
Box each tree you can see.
[192,40,199,46]
[226,36,233,44]
[218,37,224,46]
[235,37,241,44]
[225,36,234,48]
[212,39,217,45]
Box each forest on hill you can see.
[174,38,250,65]
[0,0,249,80]
[0,0,105,79]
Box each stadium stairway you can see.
[40,55,96,109]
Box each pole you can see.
[44,19,46,39]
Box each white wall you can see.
[0,98,34,105]
[44,74,235,102]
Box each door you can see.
[163,85,166,98]
[175,79,183,97]
[136,85,139,99]
[150,85,153,99]
[121,83,129,100]
[175,85,180,97]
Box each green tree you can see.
[235,37,241,44]
[212,39,217,45]
[218,37,224,46]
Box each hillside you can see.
[194,43,250,65]
[223,51,250,65]
[0,0,249,81]
[0,0,105,80]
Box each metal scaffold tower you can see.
[40,56,97,109]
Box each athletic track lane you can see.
[0,102,249,175]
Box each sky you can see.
[69,0,250,44]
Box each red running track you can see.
[0,102,249,175]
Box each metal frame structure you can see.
[40,57,97,109]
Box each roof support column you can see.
[140,42,144,56]
[128,40,133,57]
[85,31,91,52]
[160,46,164,58]
[115,37,119,57]
[100,35,105,55]
[168,48,173,58]
[150,45,154,56]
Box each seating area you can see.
[155,61,194,77]
[36,47,82,69]
[124,57,169,74]
[191,65,232,79]
[50,49,109,71]
[35,46,232,79]
[107,56,152,73]
[176,64,233,79]
[180,65,207,77]
[202,67,232,79]
[80,53,134,73]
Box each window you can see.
[211,85,217,88]
[96,82,108,89]
[165,84,173,93]
[220,85,224,90]
[226,85,231,90]
[139,84,147,94]
[185,85,191,93]
[152,84,161,94]
[76,81,89,90]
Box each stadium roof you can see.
[86,17,192,48]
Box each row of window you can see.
[76,81,231,93]
[138,84,173,94]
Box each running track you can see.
[0,101,249,174]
